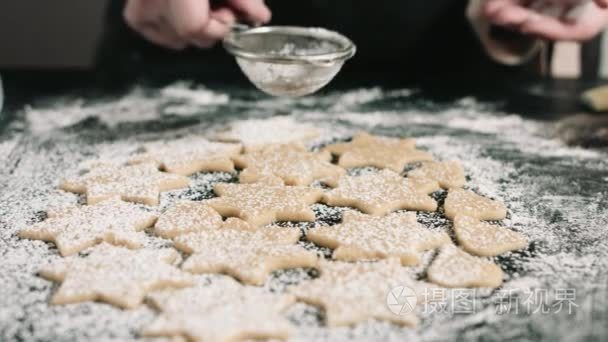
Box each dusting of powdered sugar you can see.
[1,85,607,341]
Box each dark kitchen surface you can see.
[0,72,607,341]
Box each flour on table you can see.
[213,117,320,151]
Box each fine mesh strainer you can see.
[223,26,356,97]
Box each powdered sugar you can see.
[1,85,608,341]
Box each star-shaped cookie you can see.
[19,199,158,256]
[408,160,465,189]
[129,138,242,175]
[322,169,439,216]
[427,244,503,288]
[40,243,194,309]
[143,276,295,342]
[153,201,224,239]
[233,144,345,186]
[206,182,323,226]
[443,189,507,220]
[60,162,190,205]
[306,211,451,265]
[174,218,319,285]
[453,215,527,257]
[324,133,433,172]
[213,117,320,151]
[290,259,431,327]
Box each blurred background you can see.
[0,0,606,79]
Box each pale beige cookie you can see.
[213,117,320,151]
[233,144,345,186]
[143,276,295,342]
[174,218,318,285]
[443,188,507,220]
[154,201,224,239]
[322,169,439,216]
[40,243,194,309]
[19,199,157,256]
[60,162,190,205]
[408,161,466,189]
[206,182,323,226]
[307,211,450,265]
[427,244,503,288]
[324,132,433,172]
[453,215,527,257]
[129,138,242,175]
[290,259,432,327]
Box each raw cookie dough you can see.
[307,211,450,265]
[323,132,433,172]
[233,143,345,186]
[143,276,295,342]
[129,138,242,175]
[174,218,318,285]
[206,182,323,226]
[322,169,439,216]
[408,161,466,189]
[443,188,507,221]
[453,215,527,257]
[213,117,320,151]
[40,243,193,309]
[427,244,503,288]
[20,199,157,256]
[60,162,190,205]
[154,201,224,239]
[290,258,432,327]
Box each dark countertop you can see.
[0,71,607,341]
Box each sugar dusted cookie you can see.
[60,162,189,205]
[307,211,450,265]
[322,169,439,216]
[290,259,432,327]
[129,138,242,175]
[427,244,503,288]
[213,117,320,151]
[19,199,157,256]
[143,276,295,342]
[206,182,323,226]
[40,243,194,309]
[154,201,224,239]
[453,215,527,257]
[324,132,432,172]
[174,218,318,285]
[444,188,507,220]
[408,160,465,189]
[233,144,345,186]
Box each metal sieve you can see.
[223,26,356,97]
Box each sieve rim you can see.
[223,26,356,65]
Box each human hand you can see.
[483,0,608,41]
[124,0,271,49]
